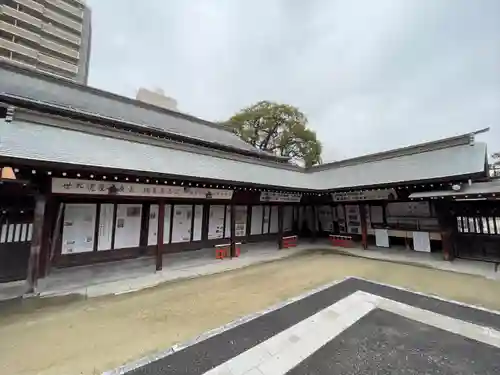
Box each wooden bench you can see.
[329,234,353,248]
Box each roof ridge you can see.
[0,61,235,132]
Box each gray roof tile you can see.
[0,120,488,190]
[0,64,257,152]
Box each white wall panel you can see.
[235,205,248,237]
[193,205,203,241]
[208,205,225,239]
[224,205,231,238]
[0,224,7,243]
[148,204,159,246]
[251,206,263,235]
[62,203,97,254]
[171,205,193,243]
[262,206,270,234]
[98,203,114,251]
[163,204,172,244]
[114,204,142,249]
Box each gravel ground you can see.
[1,251,500,375]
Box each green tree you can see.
[225,101,322,167]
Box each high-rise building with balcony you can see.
[0,0,91,84]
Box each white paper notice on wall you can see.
[413,231,431,252]
[192,205,203,241]
[375,229,390,248]
[62,203,97,254]
[208,205,225,240]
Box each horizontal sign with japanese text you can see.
[260,191,302,203]
[52,178,234,200]
[332,188,397,202]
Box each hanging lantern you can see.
[0,166,16,180]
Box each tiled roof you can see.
[0,119,488,190]
[0,63,261,154]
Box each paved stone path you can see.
[104,278,500,375]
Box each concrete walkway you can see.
[2,241,500,302]
[329,245,500,280]
[0,242,309,301]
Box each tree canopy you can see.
[225,101,322,167]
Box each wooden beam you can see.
[311,205,317,242]
[44,201,64,277]
[359,204,368,249]
[277,205,284,249]
[26,194,46,293]
[156,201,165,271]
[230,204,236,258]
[38,197,55,278]
[435,201,455,261]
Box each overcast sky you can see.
[85,0,500,162]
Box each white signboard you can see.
[52,178,233,200]
[148,204,159,246]
[192,205,203,241]
[375,229,390,248]
[208,205,225,240]
[171,205,193,243]
[114,204,142,249]
[224,205,232,239]
[332,189,397,202]
[413,231,431,252]
[62,203,97,254]
[251,206,263,235]
[163,205,172,244]
[235,206,248,237]
[260,192,302,203]
[147,204,172,245]
[262,206,270,234]
[98,203,114,251]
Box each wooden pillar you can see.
[156,201,165,271]
[26,194,47,294]
[230,204,236,257]
[277,205,284,249]
[38,197,58,278]
[359,205,368,249]
[311,205,317,242]
[435,201,454,261]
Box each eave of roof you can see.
[0,118,489,191]
[409,179,500,199]
[0,93,289,163]
[0,62,288,162]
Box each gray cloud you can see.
[86,0,500,161]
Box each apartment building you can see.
[0,0,91,83]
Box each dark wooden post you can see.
[311,205,317,242]
[26,194,47,294]
[435,201,454,261]
[156,201,165,271]
[359,205,368,249]
[278,205,284,249]
[39,197,57,278]
[230,204,236,257]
